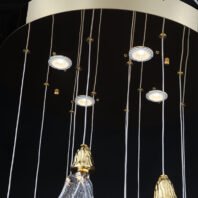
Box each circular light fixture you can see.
[129,46,154,62]
[48,55,72,70]
[146,90,168,103]
[75,95,95,107]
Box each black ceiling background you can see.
[0,1,198,198]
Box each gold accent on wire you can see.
[23,49,30,54]
[69,110,74,113]
[181,102,186,107]
[137,88,144,92]
[91,91,97,96]
[177,70,184,76]
[86,37,94,43]
[126,60,133,65]
[72,144,94,173]
[52,52,56,56]
[154,174,177,198]
[43,82,49,87]
[76,66,82,71]
[159,32,167,38]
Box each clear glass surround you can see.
[146,90,168,103]
[75,95,95,107]
[129,46,154,62]
[58,172,94,198]
[48,55,72,70]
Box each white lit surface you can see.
[129,46,153,62]
[146,90,168,103]
[75,95,95,107]
[27,0,198,32]
[48,55,72,70]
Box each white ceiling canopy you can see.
[27,0,198,32]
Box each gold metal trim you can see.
[72,144,94,173]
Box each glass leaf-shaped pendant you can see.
[59,144,94,198]
[58,172,94,198]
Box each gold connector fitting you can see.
[69,110,74,113]
[76,66,82,71]
[43,82,49,87]
[137,88,144,92]
[177,70,184,76]
[159,32,167,39]
[91,91,97,96]
[23,49,30,54]
[126,60,133,66]
[72,144,94,173]
[86,37,94,43]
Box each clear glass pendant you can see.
[58,172,94,198]
[59,144,94,198]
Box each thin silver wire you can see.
[161,18,166,175]
[66,78,76,176]
[182,28,190,198]
[179,26,186,198]
[124,64,132,198]
[66,10,86,175]
[137,13,147,198]
[124,12,136,198]
[6,23,31,198]
[34,15,54,198]
[70,10,85,166]
[82,10,95,144]
[90,9,103,149]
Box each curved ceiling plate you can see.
[27,0,198,32]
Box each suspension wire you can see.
[65,77,77,176]
[6,23,31,198]
[137,13,148,198]
[161,18,166,175]
[124,11,136,198]
[70,10,85,166]
[178,26,186,198]
[90,9,103,149]
[182,28,190,198]
[34,15,54,198]
[82,10,95,144]
[66,10,85,176]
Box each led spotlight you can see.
[75,95,95,107]
[146,90,168,103]
[129,46,154,62]
[48,55,72,70]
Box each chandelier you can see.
[1,0,198,198]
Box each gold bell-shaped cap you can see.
[154,174,177,198]
[72,144,94,173]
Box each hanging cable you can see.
[161,18,166,175]
[90,9,103,149]
[70,10,85,166]
[137,13,148,198]
[178,26,186,198]
[33,15,54,198]
[6,23,31,198]
[82,10,95,144]
[181,28,190,198]
[124,11,136,198]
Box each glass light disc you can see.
[146,90,168,103]
[129,46,154,62]
[48,55,72,70]
[75,95,95,107]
